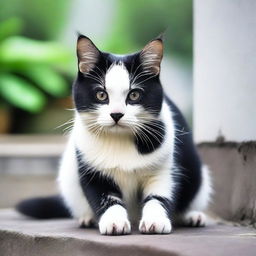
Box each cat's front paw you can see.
[139,199,172,234]
[98,205,131,235]
[139,216,172,234]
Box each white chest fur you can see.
[74,102,175,173]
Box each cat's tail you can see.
[16,195,71,219]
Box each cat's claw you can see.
[79,216,96,228]
[98,205,131,235]
[99,217,131,235]
[183,211,206,227]
[139,217,172,234]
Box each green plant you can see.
[0,18,74,113]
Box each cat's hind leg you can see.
[180,165,212,227]
[79,208,96,228]
[182,210,207,227]
[58,138,96,228]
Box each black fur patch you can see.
[135,120,165,154]
[164,96,202,213]
[73,52,112,112]
[76,149,125,219]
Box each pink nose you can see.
[110,113,124,123]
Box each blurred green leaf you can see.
[0,18,23,41]
[20,65,69,97]
[0,73,46,113]
[0,36,72,64]
[0,0,70,41]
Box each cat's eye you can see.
[128,90,141,102]
[96,90,108,101]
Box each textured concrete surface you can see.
[0,209,255,256]
[198,141,256,227]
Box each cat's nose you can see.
[110,113,124,123]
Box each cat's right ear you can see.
[77,35,100,74]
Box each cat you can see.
[17,34,212,235]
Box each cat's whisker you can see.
[55,118,75,130]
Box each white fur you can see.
[105,63,130,114]
[76,102,175,172]
[57,136,94,221]
[98,204,131,235]
[139,199,172,234]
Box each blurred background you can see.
[0,0,192,135]
[1,0,255,230]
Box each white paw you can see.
[98,205,131,235]
[139,199,172,234]
[139,216,172,234]
[184,211,206,227]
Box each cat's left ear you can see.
[140,37,163,75]
[77,35,100,74]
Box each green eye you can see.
[96,90,108,101]
[128,90,141,101]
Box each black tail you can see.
[16,195,71,219]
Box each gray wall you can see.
[194,0,256,142]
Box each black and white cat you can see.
[17,35,212,235]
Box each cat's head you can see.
[73,34,164,135]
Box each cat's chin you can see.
[105,124,132,135]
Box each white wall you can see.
[194,0,256,142]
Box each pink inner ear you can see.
[140,40,163,75]
[77,38,99,74]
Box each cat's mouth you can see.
[107,123,131,133]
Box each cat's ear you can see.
[140,37,163,75]
[77,35,100,74]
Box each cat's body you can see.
[17,35,211,235]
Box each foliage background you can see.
[0,0,192,134]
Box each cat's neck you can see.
[72,113,138,171]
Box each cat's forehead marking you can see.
[105,62,130,93]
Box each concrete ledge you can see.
[0,135,65,174]
[0,135,66,157]
[0,209,255,256]
[198,141,256,226]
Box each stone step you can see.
[0,209,255,256]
